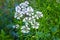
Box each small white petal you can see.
[26,13,29,15]
[20,11,25,14]
[25,1,29,4]
[36,17,39,19]
[25,22,29,25]
[25,17,28,20]
[34,15,37,17]
[21,30,26,33]
[34,15,39,19]
[21,25,30,33]
[21,30,29,33]
[21,26,25,29]
[31,16,35,19]
[26,13,32,16]
[14,12,18,18]
[36,11,42,14]
[17,17,20,19]
[32,26,35,28]
[23,17,28,22]
[15,6,21,13]
[29,14,31,16]
[23,19,26,22]
[41,14,43,17]
[31,13,34,15]
[20,3,28,8]
[21,6,25,8]
[31,22,39,29]
[27,6,34,12]
[28,17,32,20]
[36,11,43,18]
[22,8,26,12]
[20,14,23,17]
[36,26,39,29]
[20,3,24,6]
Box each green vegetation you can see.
[0,0,60,40]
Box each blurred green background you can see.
[0,0,60,40]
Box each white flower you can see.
[28,17,36,24]
[28,17,32,20]
[14,12,18,18]
[20,3,28,8]
[14,1,43,31]
[26,12,34,16]
[23,17,29,22]
[25,22,29,25]
[22,8,26,12]
[13,24,19,28]
[15,6,21,13]
[31,22,39,29]
[27,6,34,13]
[26,12,30,16]
[31,16,35,19]
[14,12,23,20]
[31,13,34,15]
[21,25,30,33]
[36,11,43,18]
[23,17,36,24]
[20,11,25,15]
[24,1,29,4]
[28,17,35,21]
[21,8,28,14]
[34,15,39,19]
[26,12,31,16]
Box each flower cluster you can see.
[14,1,43,33]
[21,25,30,33]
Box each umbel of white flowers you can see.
[14,1,43,33]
